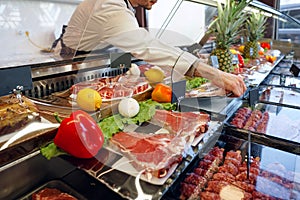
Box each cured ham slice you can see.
[152,110,210,141]
[110,131,186,178]
[70,75,150,101]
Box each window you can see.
[278,0,300,44]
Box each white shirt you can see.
[62,0,198,81]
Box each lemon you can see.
[76,88,102,111]
[144,67,165,83]
[230,49,238,54]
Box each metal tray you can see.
[259,86,300,110]
[62,119,224,200]
[20,179,87,200]
[162,134,300,200]
[271,65,294,76]
[224,101,300,155]
[262,74,300,88]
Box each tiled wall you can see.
[0,0,79,67]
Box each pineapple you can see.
[244,11,267,59]
[208,0,251,73]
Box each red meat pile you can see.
[230,107,269,134]
[180,147,298,199]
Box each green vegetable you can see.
[40,143,68,160]
[186,77,208,91]
[98,99,175,140]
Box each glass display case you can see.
[0,1,300,200]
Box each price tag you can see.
[248,87,259,107]
[0,66,32,96]
[290,63,300,77]
[171,80,186,104]
[280,74,286,86]
[110,52,131,68]
[210,55,219,68]
[232,54,239,65]
[249,48,253,57]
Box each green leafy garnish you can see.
[40,143,68,160]
[186,77,208,91]
[98,99,175,140]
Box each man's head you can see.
[129,0,157,10]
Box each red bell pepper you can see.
[260,42,271,50]
[41,110,104,159]
[237,53,244,67]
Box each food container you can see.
[271,65,293,76]
[62,118,223,200]
[262,74,300,88]
[162,134,300,200]
[224,101,300,155]
[259,86,300,109]
[20,180,87,200]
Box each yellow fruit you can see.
[230,49,238,54]
[238,45,245,53]
[76,88,102,111]
[144,67,165,83]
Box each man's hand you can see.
[193,60,247,97]
[212,71,247,97]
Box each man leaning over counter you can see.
[53,0,247,97]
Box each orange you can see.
[265,55,277,63]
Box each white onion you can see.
[118,97,140,118]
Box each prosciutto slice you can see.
[110,131,186,178]
[152,110,210,140]
[70,75,150,100]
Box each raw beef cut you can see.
[32,188,77,200]
[110,131,186,178]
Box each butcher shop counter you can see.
[1,53,299,200]
[0,112,224,200]
[1,125,299,200]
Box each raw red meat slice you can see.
[70,75,150,101]
[152,110,210,139]
[110,131,185,178]
[200,191,221,200]
[70,76,121,94]
[32,188,77,200]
